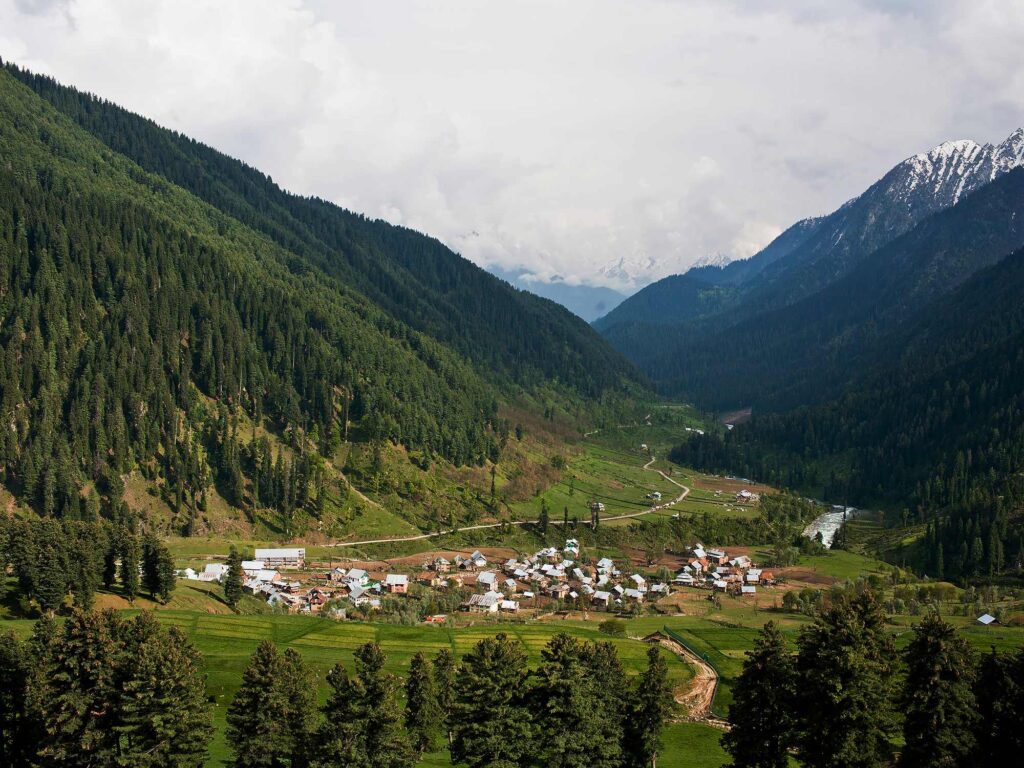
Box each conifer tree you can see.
[582,640,628,744]
[451,633,533,768]
[0,631,30,766]
[34,531,69,614]
[405,652,442,754]
[154,541,176,603]
[224,546,244,609]
[102,531,119,590]
[538,498,549,534]
[226,640,290,768]
[68,523,102,610]
[316,663,367,767]
[433,648,456,745]
[533,633,621,768]
[120,532,140,603]
[142,534,176,604]
[354,643,415,768]
[974,647,1024,760]
[37,611,119,765]
[316,642,415,768]
[113,624,212,767]
[625,645,674,768]
[280,648,317,768]
[795,593,896,768]
[722,621,796,768]
[899,613,977,768]
[7,519,39,599]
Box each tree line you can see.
[0,517,176,613]
[226,632,674,768]
[4,61,640,402]
[724,592,1023,768]
[669,253,1024,582]
[0,84,501,532]
[0,610,211,767]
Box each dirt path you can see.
[643,631,730,729]
[327,454,689,549]
[642,456,691,507]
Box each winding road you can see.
[644,631,730,729]
[326,454,689,549]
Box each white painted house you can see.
[254,548,305,568]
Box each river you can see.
[802,505,858,549]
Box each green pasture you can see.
[509,444,684,524]
[417,721,728,768]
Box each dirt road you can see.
[326,455,689,549]
[644,631,730,729]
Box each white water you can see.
[802,506,857,549]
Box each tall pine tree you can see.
[113,622,212,767]
[532,633,622,768]
[451,633,533,768]
[315,642,415,768]
[224,546,244,609]
[974,647,1024,761]
[433,648,456,747]
[0,631,30,766]
[722,621,796,768]
[795,593,896,768]
[225,640,291,768]
[405,652,442,754]
[899,613,978,768]
[625,645,674,768]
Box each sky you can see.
[2,0,1023,292]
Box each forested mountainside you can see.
[6,62,637,397]
[0,65,639,527]
[592,216,822,332]
[672,245,1024,578]
[655,168,1024,411]
[597,129,1024,406]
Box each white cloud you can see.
[1,0,1022,290]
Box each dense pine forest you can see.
[671,247,1024,579]
[5,62,637,397]
[603,167,1024,412]
[0,63,641,528]
[724,594,1024,768]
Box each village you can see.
[180,536,776,622]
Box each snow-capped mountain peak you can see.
[990,127,1024,178]
[892,128,1024,207]
[691,252,733,269]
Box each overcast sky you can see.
[2,0,1023,290]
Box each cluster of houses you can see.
[178,539,775,619]
[181,548,334,614]
[672,543,773,595]
[421,540,675,613]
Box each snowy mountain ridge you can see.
[893,127,1024,207]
